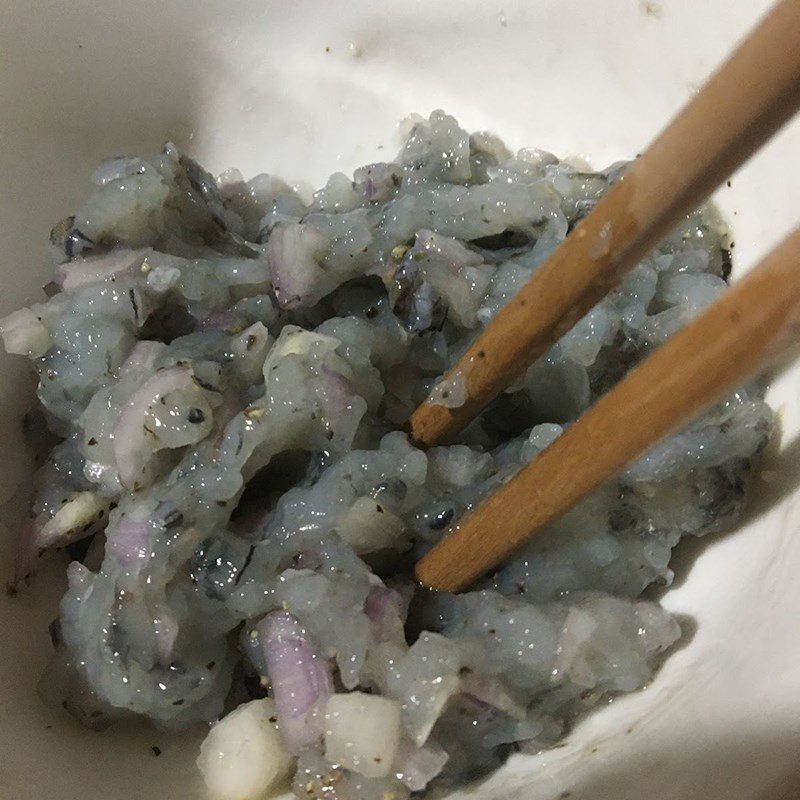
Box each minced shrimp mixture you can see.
[1,111,772,799]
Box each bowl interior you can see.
[2,2,800,799]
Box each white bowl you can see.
[2,2,799,798]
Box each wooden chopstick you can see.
[408,0,800,449]
[415,226,800,592]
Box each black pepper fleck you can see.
[129,288,140,323]
[162,508,184,529]
[187,408,205,424]
[720,248,733,281]
[428,507,454,530]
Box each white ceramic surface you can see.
[1,2,799,799]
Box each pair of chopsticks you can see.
[413,0,800,593]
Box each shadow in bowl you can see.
[535,723,800,800]
[646,429,800,599]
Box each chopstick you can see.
[415,226,800,592]
[408,0,800,449]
